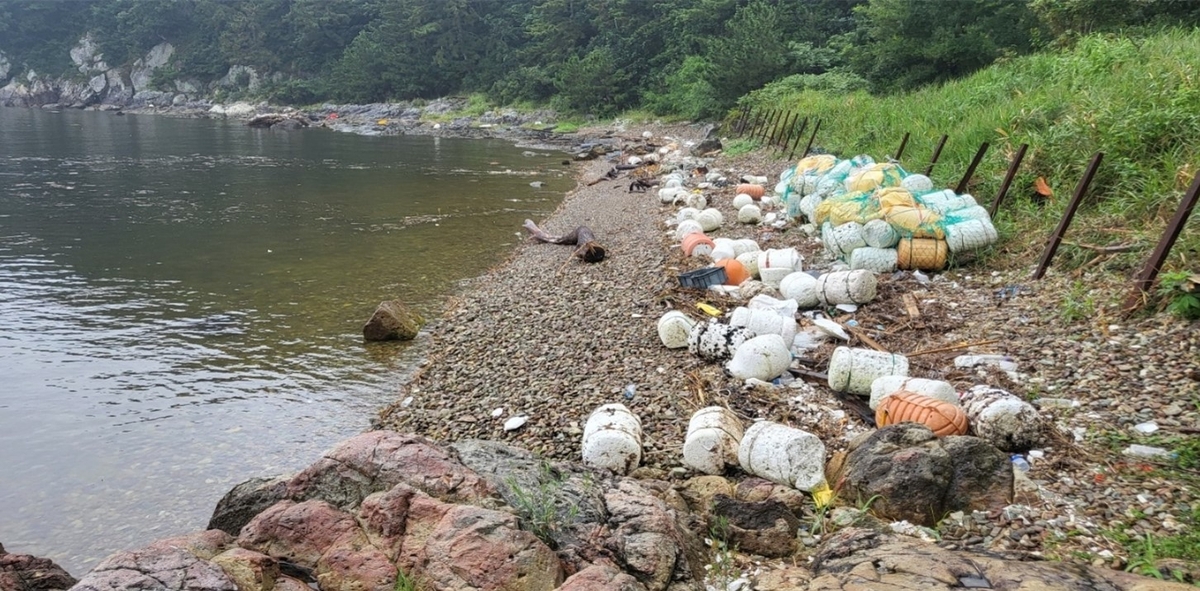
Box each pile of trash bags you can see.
[778,154,999,272]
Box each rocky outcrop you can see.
[807,527,1196,590]
[207,475,290,536]
[841,423,1013,526]
[71,532,237,591]
[0,543,77,591]
[362,300,425,341]
[708,495,799,558]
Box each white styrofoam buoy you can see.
[862,219,900,248]
[849,247,898,273]
[674,219,704,241]
[665,178,683,189]
[657,310,697,349]
[685,192,707,210]
[944,218,999,253]
[688,320,754,361]
[737,204,762,224]
[900,174,934,194]
[729,308,798,345]
[799,194,823,221]
[757,248,803,274]
[732,193,755,209]
[920,191,977,214]
[659,187,684,204]
[726,334,792,381]
[960,385,1043,452]
[822,222,867,259]
[695,208,723,232]
[827,346,909,396]
[731,252,757,280]
[869,376,959,410]
[682,407,744,475]
[731,239,761,257]
[676,207,700,223]
[815,270,878,305]
[582,403,642,474]
[738,421,827,491]
[780,272,820,309]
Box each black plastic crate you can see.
[677,267,727,289]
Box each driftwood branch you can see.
[523,219,607,263]
[906,339,999,358]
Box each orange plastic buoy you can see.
[714,258,750,286]
[896,238,948,271]
[681,233,715,257]
[734,184,765,200]
[876,391,968,437]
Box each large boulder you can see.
[286,431,496,510]
[362,299,424,341]
[207,475,290,536]
[559,563,647,591]
[419,505,563,591]
[71,545,236,591]
[130,43,174,92]
[809,527,1195,590]
[709,495,799,558]
[0,544,77,591]
[237,500,360,568]
[841,423,1012,526]
[605,480,705,591]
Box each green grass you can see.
[741,29,1200,275]
[504,463,580,549]
[394,569,419,591]
[551,121,582,133]
[1105,508,1200,583]
[723,139,760,157]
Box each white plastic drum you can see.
[737,421,827,491]
[827,346,910,396]
[849,247,898,273]
[582,403,643,474]
[682,407,744,475]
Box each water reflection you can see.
[0,108,572,573]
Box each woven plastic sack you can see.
[845,163,906,192]
[900,173,934,194]
[813,190,878,226]
[881,204,944,239]
[876,187,916,209]
[918,190,977,214]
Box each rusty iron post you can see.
[802,119,822,158]
[989,144,1028,218]
[787,118,809,161]
[1128,170,1200,301]
[760,109,781,142]
[893,132,910,162]
[1032,152,1104,280]
[954,142,990,194]
[734,106,750,136]
[923,134,948,177]
[774,111,796,149]
[777,112,799,154]
[747,110,764,139]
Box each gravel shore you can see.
[376,124,1200,577]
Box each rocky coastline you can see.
[2,111,1197,589]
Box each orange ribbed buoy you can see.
[734,184,765,200]
[876,391,968,437]
[714,258,750,286]
[681,233,715,257]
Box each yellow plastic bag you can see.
[845,163,905,192]
[795,154,837,175]
[875,187,916,209]
[882,204,945,239]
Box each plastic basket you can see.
[678,267,727,289]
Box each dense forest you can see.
[1,0,1199,118]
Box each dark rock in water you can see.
[246,113,309,129]
[272,118,306,130]
[841,424,1012,526]
[362,300,424,341]
[207,475,290,536]
[709,494,799,558]
[0,544,78,591]
[691,137,722,156]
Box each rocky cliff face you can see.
[0,34,252,110]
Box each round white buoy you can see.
[869,376,959,410]
[688,321,754,361]
[827,346,909,396]
[732,193,755,209]
[582,403,642,474]
[726,334,792,381]
[657,310,696,349]
[695,209,723,232]
[779,272,820,309]
[736,252,760,279]
[737,421,827,491]
[676,207,700,223]
[729,308,798,344]
[737,204,762,224]
[684,193,707,210]
[674,219,704,241]
[682,406,744,475]
[731,239,761,257]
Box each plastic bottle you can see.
[1011,454,1030,472]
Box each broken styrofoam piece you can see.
[504,415,529,431]
[688,320,754,361]
[960,385,1042,452]
[657,310,697,349]
[736,252,760,279]
[746,293,799,317]
[582,403,642,474]
[815,270,878,305]
[869,376,959,410]
[738,421,827,491]
[682,406,744,475]
[955,354,1019,375]
[827,346,909,395]
[659,187,685,204]
[726,334,792,381]
[780,272,820,309]
[811,317,850,341]
[759,267,792,288]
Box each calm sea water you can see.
[0,108,572,573]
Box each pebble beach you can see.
[376,123,1200,574]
